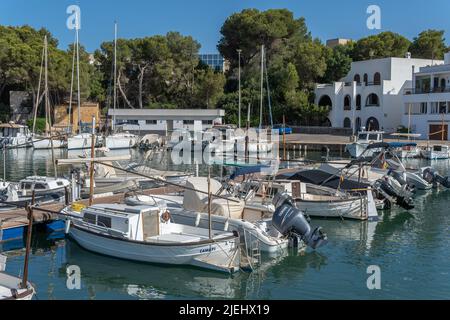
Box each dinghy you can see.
[61,203,241,273]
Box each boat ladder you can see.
[239,229,261,272]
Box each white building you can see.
[315,56,440,133]
[402,52,450,141]
[108,109,224,134]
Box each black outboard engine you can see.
[272,192,328,249]
[422,167,450,188]
[374,178,414,210]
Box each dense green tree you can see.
[193,69,225,109]
[321,43,353,83]
[351,31,411,61]
[409,29,447,60]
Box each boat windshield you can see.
[358,134,368,140]
[368,134,380,141]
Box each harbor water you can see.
[1,148,449,299]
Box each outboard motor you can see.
[272,192,328,249]
[422,167,450,188]
[374,177,414,210]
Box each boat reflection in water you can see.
[62,239,292,299]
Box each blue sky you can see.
[0,0,449,53]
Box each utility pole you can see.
[237,49,242,129]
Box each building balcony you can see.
[404,87,450,95]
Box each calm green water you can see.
[1,149,449,299]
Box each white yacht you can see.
[61,203,241,273]
[346,130,384,158]
[0,123,32,149]
[32,135,67,149]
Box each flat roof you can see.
[108,108,225,120]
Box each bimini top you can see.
[230,165,271,179]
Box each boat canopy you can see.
[230,165,270,179]
[387,142,417,148]
[365,142,390,150]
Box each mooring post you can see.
[21,190,35,289]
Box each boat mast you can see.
[76,14,81,134]
[113,21,117,133]
[44,35,58,178]
[259,45,264,129]
[237,49,242,129]
[32,45,45,135]
[68,34,76,134]
[263,48,273,128]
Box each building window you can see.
[202,120,213,125]
[343,95,351,110]
[363,73,368,86]
[420,102,428,114]
[146,120,157,125]
[183,120,195,125]
[354,74,361,84]
[431,102,439,114]
[343,118,351,128]
[366,93,380,107]
[439,102,447,114]
[318,95,332,110]
[356,95,361,110]
[374,72,381,85]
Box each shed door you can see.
[429,124,448,141]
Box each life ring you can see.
[161,211,171,222]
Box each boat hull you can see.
[33,138,66,149]
[69,225,239,273]
[105,136,138,150]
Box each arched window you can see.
[356,95,361,110]
[374,72,381,85]
[344,95,351,110]
[366,117,380,131]
[355,117,361,131]
[366,93,380,107]
[363,73,368,86]
[318,95,333,110]
[354,74,361,84]
[343,118,351,128]
[440,78,446,90]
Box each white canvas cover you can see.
[183,177,244,219]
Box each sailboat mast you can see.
[113,22,117,132]
[76,21,81,134]
[259,45,264,129]
[68,34,76,133]
[237,49,242,129]
[44,36,57,178]
[32,45,45,135]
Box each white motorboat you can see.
[0,123,32,149]
[62,203,241,273]
[125,177,328,253]
[67,133,100,150]
[389,133,422,158]
[238,179,379,221]
[421,144,450,160]
[0,255,35,300]
[104,132,138,150]
[345,130,384,158]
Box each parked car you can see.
[273,124,292,134]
